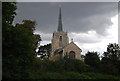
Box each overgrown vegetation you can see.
[2,2,120,80]
[2,2,40,79]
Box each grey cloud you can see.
[14,2,118,42]
[14,2,118,36]
[35,31,52,41]
[66,14,114,35]
[68,32,103,43]
[73,36,101,43]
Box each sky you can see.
[13,2,118,55]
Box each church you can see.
[49,8,82,61]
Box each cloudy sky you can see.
[13,2,118,55]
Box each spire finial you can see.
[57,7,63,32]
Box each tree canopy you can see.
[103,43,120,61]
[84,51,100,70]
[100,43,120,75]
[2,2,16,26]
[2,2,41,79]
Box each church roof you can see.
[55,41,82,52]
[64,41,82,52]
[54,48,63,55]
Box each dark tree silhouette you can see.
[85,51,100,70]
[37,43,51,59]
[103,43,120,61]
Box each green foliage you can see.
[53,60,65,72]
[64,59,92,73]
[31,59,91,74]
[85,51,100,70]
[82,72,120,80]
[64,72,91,79]
[16,20,36,32]
[2,2,17,26]
[2,2,41,79]
[16,20,41,53]
[3,25,37,79]
[2,2,17,58]
[40,72,65,79]
[30,59,120,80]
[29,72,65,79]
[38,43,51,58]
[34,34,41,48]
[101,43,120,75]
[104,43,120,61]
[100,57,119,75]
[29,71,120,79]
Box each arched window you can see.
[60,36,62,41]
[69,51,75,59]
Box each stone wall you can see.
[51,32,69,57]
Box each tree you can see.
[2,2,42,79]
[16,20,36,32]
[100,57,119,75]
[16,20,41,54]
[103,43,120,61]
[34,34,42,53]
[3,21,39,79]
[2,2,17,59]
[64,59,92,73]
[101,43,120,75]
[84,51,100,70]
[37,43,51,58]
[2,2,17,26]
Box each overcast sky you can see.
[13,2,118,55]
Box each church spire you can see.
[57,8,63,32]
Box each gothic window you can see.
[60,36,62,41]
[69,51,75,59]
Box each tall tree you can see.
[2,2,17,79]
[84,51,100,70]
[16,20,36,32]
[2,2,42,79]
[2,2,16,26]
[100,57,119,75]
[15,20,41,54]
[103,43,120,61]
[3,19,42,79]
[2,2,17,59]
[101,43,120,75]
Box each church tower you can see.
[50,8,69,57]
[50,8,82,61]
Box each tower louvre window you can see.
[60,36,62,41]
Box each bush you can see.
[82,72,120,80]
[33,59,91,73]
[41,72,65,79]
[64,59,92,73]
[100,57,119,75]
[64,72,91,79]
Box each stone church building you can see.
[49,8,82,61]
